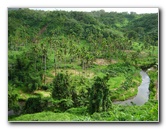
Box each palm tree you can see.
[40,42,48,84]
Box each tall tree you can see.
[89,74,112,114]
[52,72,71,99]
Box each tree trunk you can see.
[44,55,46,85]
[54,55,56,77]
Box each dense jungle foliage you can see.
[8,8,158,122]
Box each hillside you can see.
[8,8,158,122]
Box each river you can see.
[114,71,150,106]
[8,71,150,116]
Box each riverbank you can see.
[113,71,150,105]
[147,66,158,100]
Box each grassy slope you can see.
[9,112,88,121]
[9,100,158,121]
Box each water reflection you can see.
[114,71,150,106]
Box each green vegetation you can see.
[9,100,158,121]
[8,8,158,122]
[147,67,158,100]
[89,75,112,114]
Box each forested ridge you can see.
[8,8,158,121]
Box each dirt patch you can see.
[140,51,148,57]
[93,59,110,65]
[45,77,53,84]
[123,50,135,53]
[50,69,94,78]
[110,59,117,64]
[65,69,81,75]
[51,69,80,76]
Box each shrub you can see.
[52,73,71,99]
[66,107,87,115]
[8,84,20,114]
[24,97,42,114]
[58,99,74,111]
